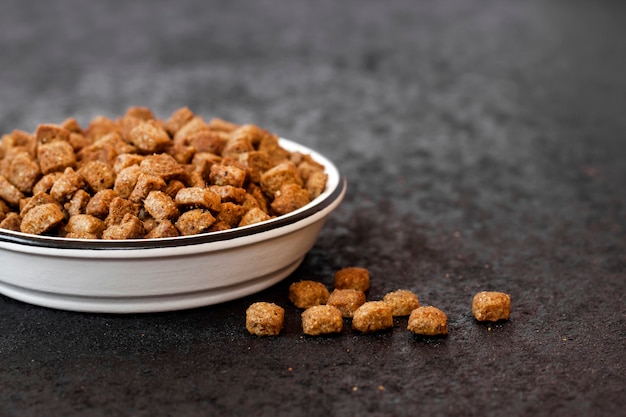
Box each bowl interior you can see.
[0,138,344,251]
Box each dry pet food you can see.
[0,107,328,239]
[245,302,285,336]
[334,267,370,292]
[326,288,366,318]
[352,301,393,333]
[288,280,330,309]
[383,289,420,316]
[301,305,343,336]
[407,306,448,336]
[472,291,511,322]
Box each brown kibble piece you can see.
[20,203,65,235]
[113,153,145,174]
[0,199,9,217]
[19,192,59,217]
[0,175,25,206]
[245,302,285,336]
[209,164,247,188]
[237,151,272,184]
[270,183,310,215]
[472,291,511,322]
[32,172,64,195]
[238,207,271,227]
[49,168,84,203]
[64,189,91,217]
[0,212,21,231]
[37,140,76,174]
[60,117,83,134]
[85,116,119,141]
[352,301,394,333]
[85,189,118,219]
[144,190,179,221]
[127,120,171,154]
[165,107,195,135]
[35,124,71,144]
[304,170,328,200]
[208,185,246,204]
[258,134,290,164]
[207,117,239,132]
[65,214,106,238]
[7,151,41,194]
[102,213,145,240]
[125,106,155,121]
[186,130,228,154]
[175,209,215,236]
[327,289,366,318]
[288,280,330,309]
[383,290,420,316]
[334,267,370,292]
[165,180,186,199]
[407,306,448,336]
[114,165,142,199]
[174,187,221,213]
[105,197,138,227]
[244,184,269,213]
[140,153,187,182]
[128,173,167,204]
[78,160,116,193]
[144,220,179,239]
[221,136,254,158]
[77,132,133,165]
[215,202,246,228]
[173,116,208,143]
[260,161,302,198]
[301,305,343,336]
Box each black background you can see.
[1,1,624,416]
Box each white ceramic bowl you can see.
[0,139,346,313]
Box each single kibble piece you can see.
[245,302,285,336]
[270,183,311,215]
[334,267,370,292]
[383,289,420,316]
[472,291,511,322]
[238,207,271,227]
[301,305,343,336]
[407,306,448,336]
[326,289,366,318]
[288,280,330,309]
[20,203,65,235]
[352,301,393,333]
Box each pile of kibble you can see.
[245,267,511,337]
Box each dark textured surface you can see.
[1,0,625,416]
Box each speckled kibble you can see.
[245,302,285,336]
[472,291,511,322]
[407,306,448,336]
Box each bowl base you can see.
[0,257,304,314]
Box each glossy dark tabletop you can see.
[1,1,624,416]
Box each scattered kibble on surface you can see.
[407,306,448,336]
[326,288,366,318]
[289,280,330,309]
[352,301,394,333]
[246,268,511,340]
[334,267,370,292]
[383,289,420,316]
[301,305,343,335]
[472,291,511,322]
[245,302,285,336]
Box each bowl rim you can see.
[0,138,345,251]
